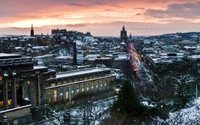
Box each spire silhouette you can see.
[30,24,34,36]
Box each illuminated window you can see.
[0,76,3,81]
[100,84,103,91]
[0,101,3,107]
[66,92,69,99]
[86,84,89,91]
[54,90,57,102]
[8,99,12,106]
[96,83,98,90]
[60,88,63,100]
[51,83,55,87]
[91,82,94,90]
[77,88,79,93]
[66,87,69,99]
[27,81,30,85]
[71,86,75,98]
[81,84,84,92]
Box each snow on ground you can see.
[154,97,200,124]
[69,96,116,125]
[35,96,116,125]
[74,40,83,46]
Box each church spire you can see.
[30,24,34,36]
[122,25,125,31]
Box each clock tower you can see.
[120,25,127,43]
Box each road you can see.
[129,42,153,83]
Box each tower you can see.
[30,24,34,36]
[120,25,127,43]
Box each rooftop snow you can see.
[56,68,110,79]
[34,66,47,70]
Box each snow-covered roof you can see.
[55,56,72,59]
[34,54,54,59]
[34,65,47,70]
[56,68,111,79]
[0,53,21,59]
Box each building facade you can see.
[0,53,55,124]
[43,67,116,106]
[0,53,33,124]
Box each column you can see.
[12,71,17,107]
[3,72,8,109]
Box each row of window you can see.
[46,77,115,103]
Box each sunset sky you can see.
[0,0,200,36]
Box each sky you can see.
[0,0,200,36]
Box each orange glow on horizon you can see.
[0,0,200,36]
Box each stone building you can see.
[0,53,117,124]
[43,67,116,106]
[0,53,55,124]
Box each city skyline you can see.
[0,0,200,36]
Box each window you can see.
[51,83,55,87]
[96,82,98,91]
[48,98,51,103]
[27,81,30,85]
[50,75,54,79]
[65,87,69,99]
[8,83,12,105]
[69,80,72,83]
[54,90,57,102]
[74,78,78,82]
[60,88,63,100]
[57,81,61,85]
[91,82,94,90]
[63,80,68,84]
[71,86,75,98]
[0,76,3,81]
[8,99,12,106]
[0,85,3,106]
[81,84,85,92]
[100,84,103,91]
[76,85,80,94]
[86,83,89,91]
[0,101,3,107]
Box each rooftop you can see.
[0,53,22,59]
[56,67,111,79]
